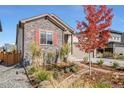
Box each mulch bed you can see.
[70,71,124,88]
[55,64,84,82]
[26,63,85,88]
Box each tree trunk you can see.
[89,53,91,75]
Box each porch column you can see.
[62,30,64,44]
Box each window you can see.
[113,36,116,40]
[41,32,46,44]
[47,32,53,44]
[40,32,53,45]
[117,37,119,40]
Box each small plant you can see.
[97,60,104,65]
[28,65,38,74]
[93,82,112,88]
[112,52,118,59]
[30,42,42,58]
[46,51,55,64]
[116,56,124,60]
[112,62,119,69]
[53,70,62,79]
[70,66,78,73]
[64,67,71,73]
[102,52,113,58]
[83,57,88,63]
[29,42,42,66]
[60,44,70,62]
[34,69,53,82]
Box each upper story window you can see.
[117,37,120,40]
[114,37,116,40]
[40,32,53,45]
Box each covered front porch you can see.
[63,30,73,54]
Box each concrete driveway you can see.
[68,55,124,67]
[91,58,124,67]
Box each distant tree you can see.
[76,5,113,75]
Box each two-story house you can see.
[72,30,124,59]
[106,30,124,55]
[94,30,124,57]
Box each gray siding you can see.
[114,47,124,55]
[109,32,122,43]
[121,33,124,43]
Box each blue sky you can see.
[0,5,124,45]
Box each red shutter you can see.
[53,32,57,46]
[35,30,40,45]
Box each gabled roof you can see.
[20,14,74,33]
[74,30,123,35]
[111,30,122,34]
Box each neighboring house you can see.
[3,43,16,52]
[0,46,3,52]
[0,43,16,52]
[97,30,124,56]
[106,30,124,55]
[16,14,74,62]
[72,30,124,59]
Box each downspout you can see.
[71,34,73,55]
[22,23,25,61]
[62,30,64,44]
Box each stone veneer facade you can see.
[20,17,64,61]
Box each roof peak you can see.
[19,13,74,33]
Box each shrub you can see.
[30,42,42,58]
[116,56,124,60]
[29,42,42,66]
[60,44,70,62]
[70,66,78,73]
[28,65,38,74]
[45,64,54,70]
[112,62,119,69]
[97,60,104,65]
[46,51,55,64]
[64,67,71,73]
[56,62,69,69]
[34,70,53,82]
[83,57,88,62]
[53,70,62,79]
[102,52,113,58]
[112,53,118,59]
[94,83,112,88]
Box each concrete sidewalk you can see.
[91,58,124,67]
[68,55,124,67]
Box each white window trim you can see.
[40,31,53,45]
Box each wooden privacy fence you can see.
[0,51,22,66]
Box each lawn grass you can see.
[116,56,124,60]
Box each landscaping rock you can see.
[0,65,32,88]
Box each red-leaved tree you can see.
[76,5,113,75]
